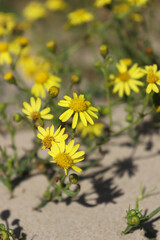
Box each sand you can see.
[0,119,160,240]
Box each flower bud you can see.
[129,216,140,226]
[69,174,79,184]
[34,119,44,129]
[128,209,136,216]
[0,230,9,240]
[70,74,81,84]
[13,113,22,122]
[3,72,15,84]
[19,36,29,48]
[100,44,108,58]
[107,56,114,64]
[49,86,59,98]
[94,60,101,68]
[125,113,133,123]
[46,41,56,53]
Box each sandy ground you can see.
[0,118,160,240]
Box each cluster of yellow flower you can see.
[110,60,160,97]
[22,93,98,175]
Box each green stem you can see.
[101,66,112,130]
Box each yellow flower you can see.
[121,58,132,67]
[9,36,29,56]
[127,0,149,7]
[23,2,47,21]
[22,97,53,120]
[45,0,67,11]
[0,42,12,65]
[31,71,61,98]
[94,0,111,8]
[20,55,50,77]
[113,4,130,18]
[130,13,143,22]
[77,122,105,138]
[112,60,144,97]
[37,125,68,149]
[67,8,94,26]
[142,65,160,94]
[58,93,98,129]
[48,140,85,175]
[0,12,16,36]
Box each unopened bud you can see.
[0,224,5,230]
[46,41,56,53]
[125,113,133,123]
[49,86,59,98]
[4,72,15,84]
[94,60,101,68]
[69,174,79,184]
[13,113,22,122]
[100,44,108,58]
[19,36,29,48]
[107,56,114,64]
[71,74,80,84]
[34,119,44,128]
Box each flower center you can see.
[0,42,8,52]
[34,72,49,84]
[147,71,159,83]
[42,136,54,149]
[31,111,41,120]
[69,98,87,112]
[55,152,73,169]
[76,9,86,16]
[118,72,130,82]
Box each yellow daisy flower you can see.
[77,122,105,138]
[20,55,50,78]
[23,1,47,21]
[112,60,144,97]
[22,97,53,120]
[45,0,67,11]
[0,42,12,65]
[113,4,130,18]
[67,8,94,26]
[127,0,149,7]
[94,0,111,8]
[58,93,98,129]
[142,64,160,94]
[0,12,16,36]
[31,71,61,98]
[48,140,85,175]
[37,125,68,149]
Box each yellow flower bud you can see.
[49,86,59,98]
[100,44,108,58]
[71,74,81,84]
[46,41,56,53]
[4,72,15,84]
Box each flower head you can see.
[0,12,16,36]
[37,125,68,149]
[31,71,61,98]
[0,41,12,65]
[77,122,105,138]
[48,140,85,175]
[67,8,94,26]
[22,97,53,120]
[23,2,47,21]
[45,0,67,11]
[112,60,144,97]
[94,0,111,8]
[142,64,160,94]
[58,93,98,129]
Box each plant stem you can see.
[101,66,113,130]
